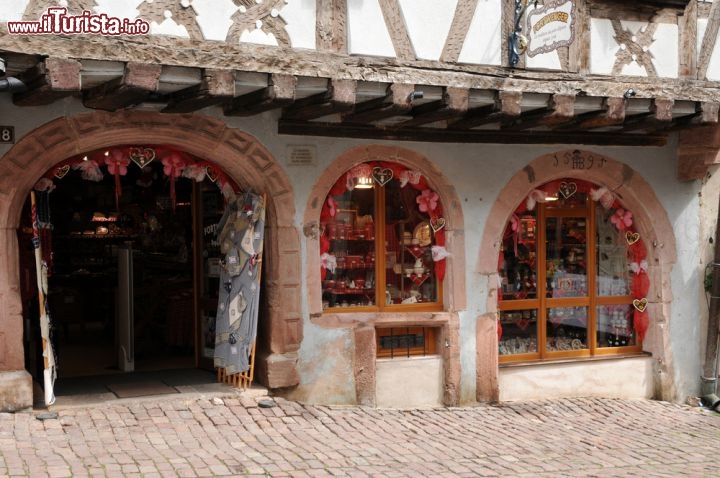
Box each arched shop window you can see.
[320,162,448,311]
[497,179,649,361]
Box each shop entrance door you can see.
[21,157,229,387]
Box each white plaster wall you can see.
[279,0,316,50]
[458,0,502,65]
[347,0,395,57]
[398,0,457,61]
[699,17,720,81]
[376,356,443,408]
[93,0,143,21]
[499,357,655,402]
[0,0,30,21]
[590,18,617,75]
[526,51,562,70]
[648,24,678,78]
[187,0,236,41]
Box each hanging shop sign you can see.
[526,0,575,58]
[0,125,14,143]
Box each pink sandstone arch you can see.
[302,144,466,406]
[0,110,301,390]
[475,149,678,402]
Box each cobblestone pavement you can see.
[1,391,720,478]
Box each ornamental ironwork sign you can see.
[526,0,576,58]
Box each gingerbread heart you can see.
[430,217,446,232]
[129,147,155,168]
[632,298,648,312]
[372,167,393,186]
[54,165,70,179]
[558,181,577,199]
[206,165,219,183]
[626,231,640,245]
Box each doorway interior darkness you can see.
[20,155,225,384]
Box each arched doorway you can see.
[0,111,301,408]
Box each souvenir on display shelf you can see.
[320,162,447,310]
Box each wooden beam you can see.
[617,98,674,132]
[162,69,235,114]
[282,79,356,121]
[555,97,626,131]
[223,73,296,117]
[698,0,720,80]
[278,119,668,146]
[502,94,576,131]
[83,62,161,111]
[448,91,521,130]
[342,83,414,124]
[13,58,81,106]
[678,0,697,78]
[378,0,415,60]
[392,87,469,128]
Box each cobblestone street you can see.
[1,391,719,477]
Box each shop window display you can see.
[320,162,447,311]
[498,179,648,362]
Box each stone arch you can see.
[476,149,677,401]
[0,110,301,390]
[302,144,465,406]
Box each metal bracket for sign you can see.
[0,125,14,144]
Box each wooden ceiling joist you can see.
[502,94,576,131]
[617,98,674,132]
[554,97,626,131]
[223,73,296,117]
[162,69,235,114]
[448,91,521,130]
[83,62,162,111]
[341,83,415,124]
[390,87,469,129]
[13,58,81,106]
[281,79,357,121]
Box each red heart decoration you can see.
[206,166,219,183]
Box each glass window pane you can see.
[322,187,376,309]
[384,180,438,305]
[596,205,630,296]
[547,306,588,351]
[499,309,538,355]
[546,217,587,298]
[499,213,538,300]
[597,304,636,348]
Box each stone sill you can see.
[499,351,652,368]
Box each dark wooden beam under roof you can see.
[341,83,415,124]
[501,94,576,131]
[162,69,235,114]
[281,79,357,121]
[553,97,626,131]
[223,73,296,116]
[83,62,161,111]
[278,118,668,146]
[447,91,521,130]
[617,98,674,132]
[390,87,469,129]
[13,58,81,106]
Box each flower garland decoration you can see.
[160,152,187,211]
[72,160,103,182]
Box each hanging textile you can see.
[213,192,266,375]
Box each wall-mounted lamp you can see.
[408,91,424,102]
[509,0,540,68]
[623,88,637,99]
